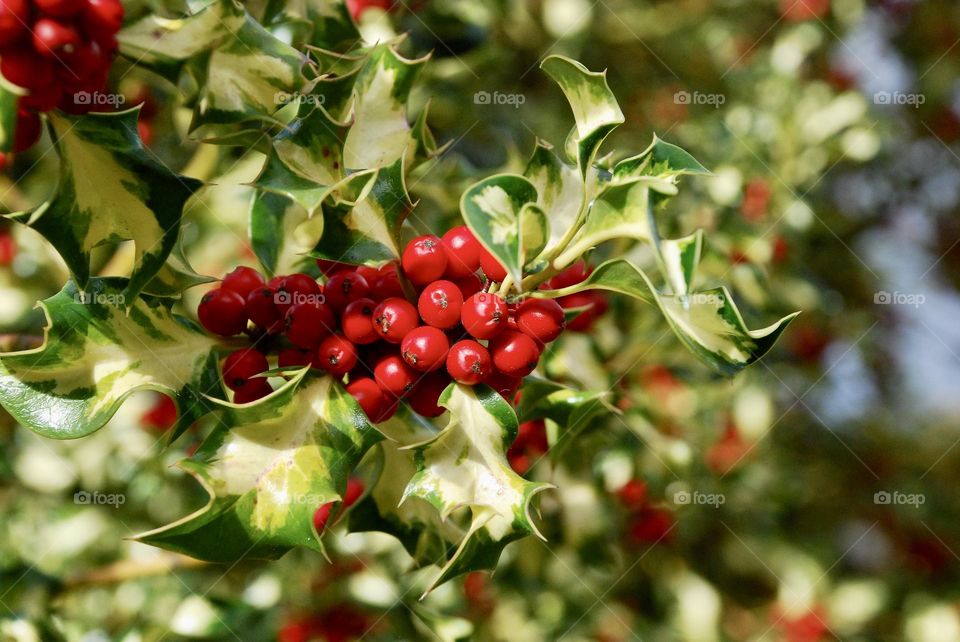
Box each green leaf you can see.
[249,191,314,276]
[0,279,220,439]
[142,231,217,297]
[538,259,799,375]
[613,134,711,182]
[7,110,202,302]
[523,141,594,257]
[540,56,624,175]
[404,384,552,594]
[0,83,18,153]
[460,174,544,284]
[138,371,382,562]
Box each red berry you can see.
[374,353,417,398]
[341,297,379,345]
[516,298,565,343]
[278,347,312,369]
[317,334,358,376]
[0,230,16,265]
[486,371,522,400]
[617,479,648,509]
[35,0,85,17]
[284,302,336,348]
[20,84,61,112]
[559,291,605,332]
[446,340,491,385]
[514,419,548,454]
[276,273,322,312]
[401,326,449,372]
[141,394,177,431]
[402,234,448,286]
[313,502,335,533]
[198,288,247,336]
[222,266,264,300]
[1,51,55,91]
[407,371,450,418]
[0,0,29,45]
[461,292,507,339]
[137,120,153,145]
[324,270,370,313]
[245,287,283,332]
[32,19,80,59]
[13,109,41,153]
[489,330,541,377]
[372,297,418,343]
[345,376,386,421]
[441,225,481,279]
[373,398,400,423]
[455,274,484,299]
[478,247,507,282]
[355,264,379,283]
[233,379,273,404]
[80,0,124,40]
[547,261,589,289]
[315,258,351,276]
[222,349,268,391]
[346,0,392,21]
[417,280,463,329]
[371,266,404,300]
[343,478,365,507]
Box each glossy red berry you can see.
[315,258,351,276]
[446,340,491,385]
[278,347,312,369]
[244,287,282,332]
[0,0,29,44]
[313,502,335,533]
[222,349,268,391]
[455,274,484,300]
[222,266,264,300]
[407,371,450,418]
[402,234,448,286]
[324,270,370,313]
[478,247,507,282]
[373,297,418,344]
[20,84,60,112]
[441,225,481,279]
[489,330,541,377]
[486,371,522,400]
[371,264,404,300]
[547,261,589,289]
[345,376,386,421]
[317,334,358,376]
[284,302,336,349]
[32,19,80,59]
[516,297,565,343]
[35,0,85,17]
[417,280,463,329]
[1,51,55,91]
[233,379,273,404]
[401,326,449,372]
[13,109,41,153]
[355,264,379,283]
[198,288,247,336]
[374,353,417,398]
[276,273,322,312]
[343,477,365,506]
[340,298,377,344]
[461,292,507,339]
[559,291,604,332]
[80,0,124,40]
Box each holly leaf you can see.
[613,135,711,182]
[142,232,217,297]
[460,174,546,284]
[249,191,314,276]
[404,384,553,594]
[523,141,595,257]
[0,83,18,152]
[0,279,220,439]
[138,371,382,562]
[538,259,799,375]
[540,56,624,175]
[6,110,201,303]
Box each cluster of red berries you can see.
[544,259,608,332]
[506,419,548,474]
[197,226,576,423]
[0,0,123,151]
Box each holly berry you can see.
[345,376,386,421]
[324,270,370,313]
[400,326,449,372]
[80,0,124,41]
[0,0,29,45]
[20,84,60,112]
[141,394,177,431]
[486,371,522,400]
[343,477,365,506]
[441,225,481,279]
[316,258,351,276]
[316,334,358,376]
[516,297,565,343]
[313,502,335,533]
[402,234,448,286]
[198,288,247,336]
[446,340,491,385]
[547,261,589,289]
[233,379,273,404]
[284,302,336,349]
[372,297,418,343]
[370,263,405,300]
[478,247,507,282]
[245,286,283,332]
[33,19,80,58]
[341,297,379,345]
[374,353,417,398]
[461,292,507,339]
[407,371,450,418]
[560,291,606,332]
[489,330,541,377]
[418,280,463,329]
[222,266,265,300]
[222,349,268,391]
[276,273,322,312]
[278,348,312,369]
[455,274,484,299]
[617,479,649,509]
[34,0,85,18]
[1,51,55,91]
[13,109,41,153]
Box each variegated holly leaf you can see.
[249,191,314,275]
[404,384,553,594]
[523,141,596,257]
[613,135,711,183]
[309,158,413,264]
[142,231,217,297]
[118,0,305,131]
[540,56,624,175]
[0,279,220,439]
[138,371,382,562]
[460,174,546,284]
[6,110,202,302]
[263,0,360,50]
[0,83,18,152]
[538,259,799,375]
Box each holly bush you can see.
[1,0,958,640]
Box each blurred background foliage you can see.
[2,0,960,640]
